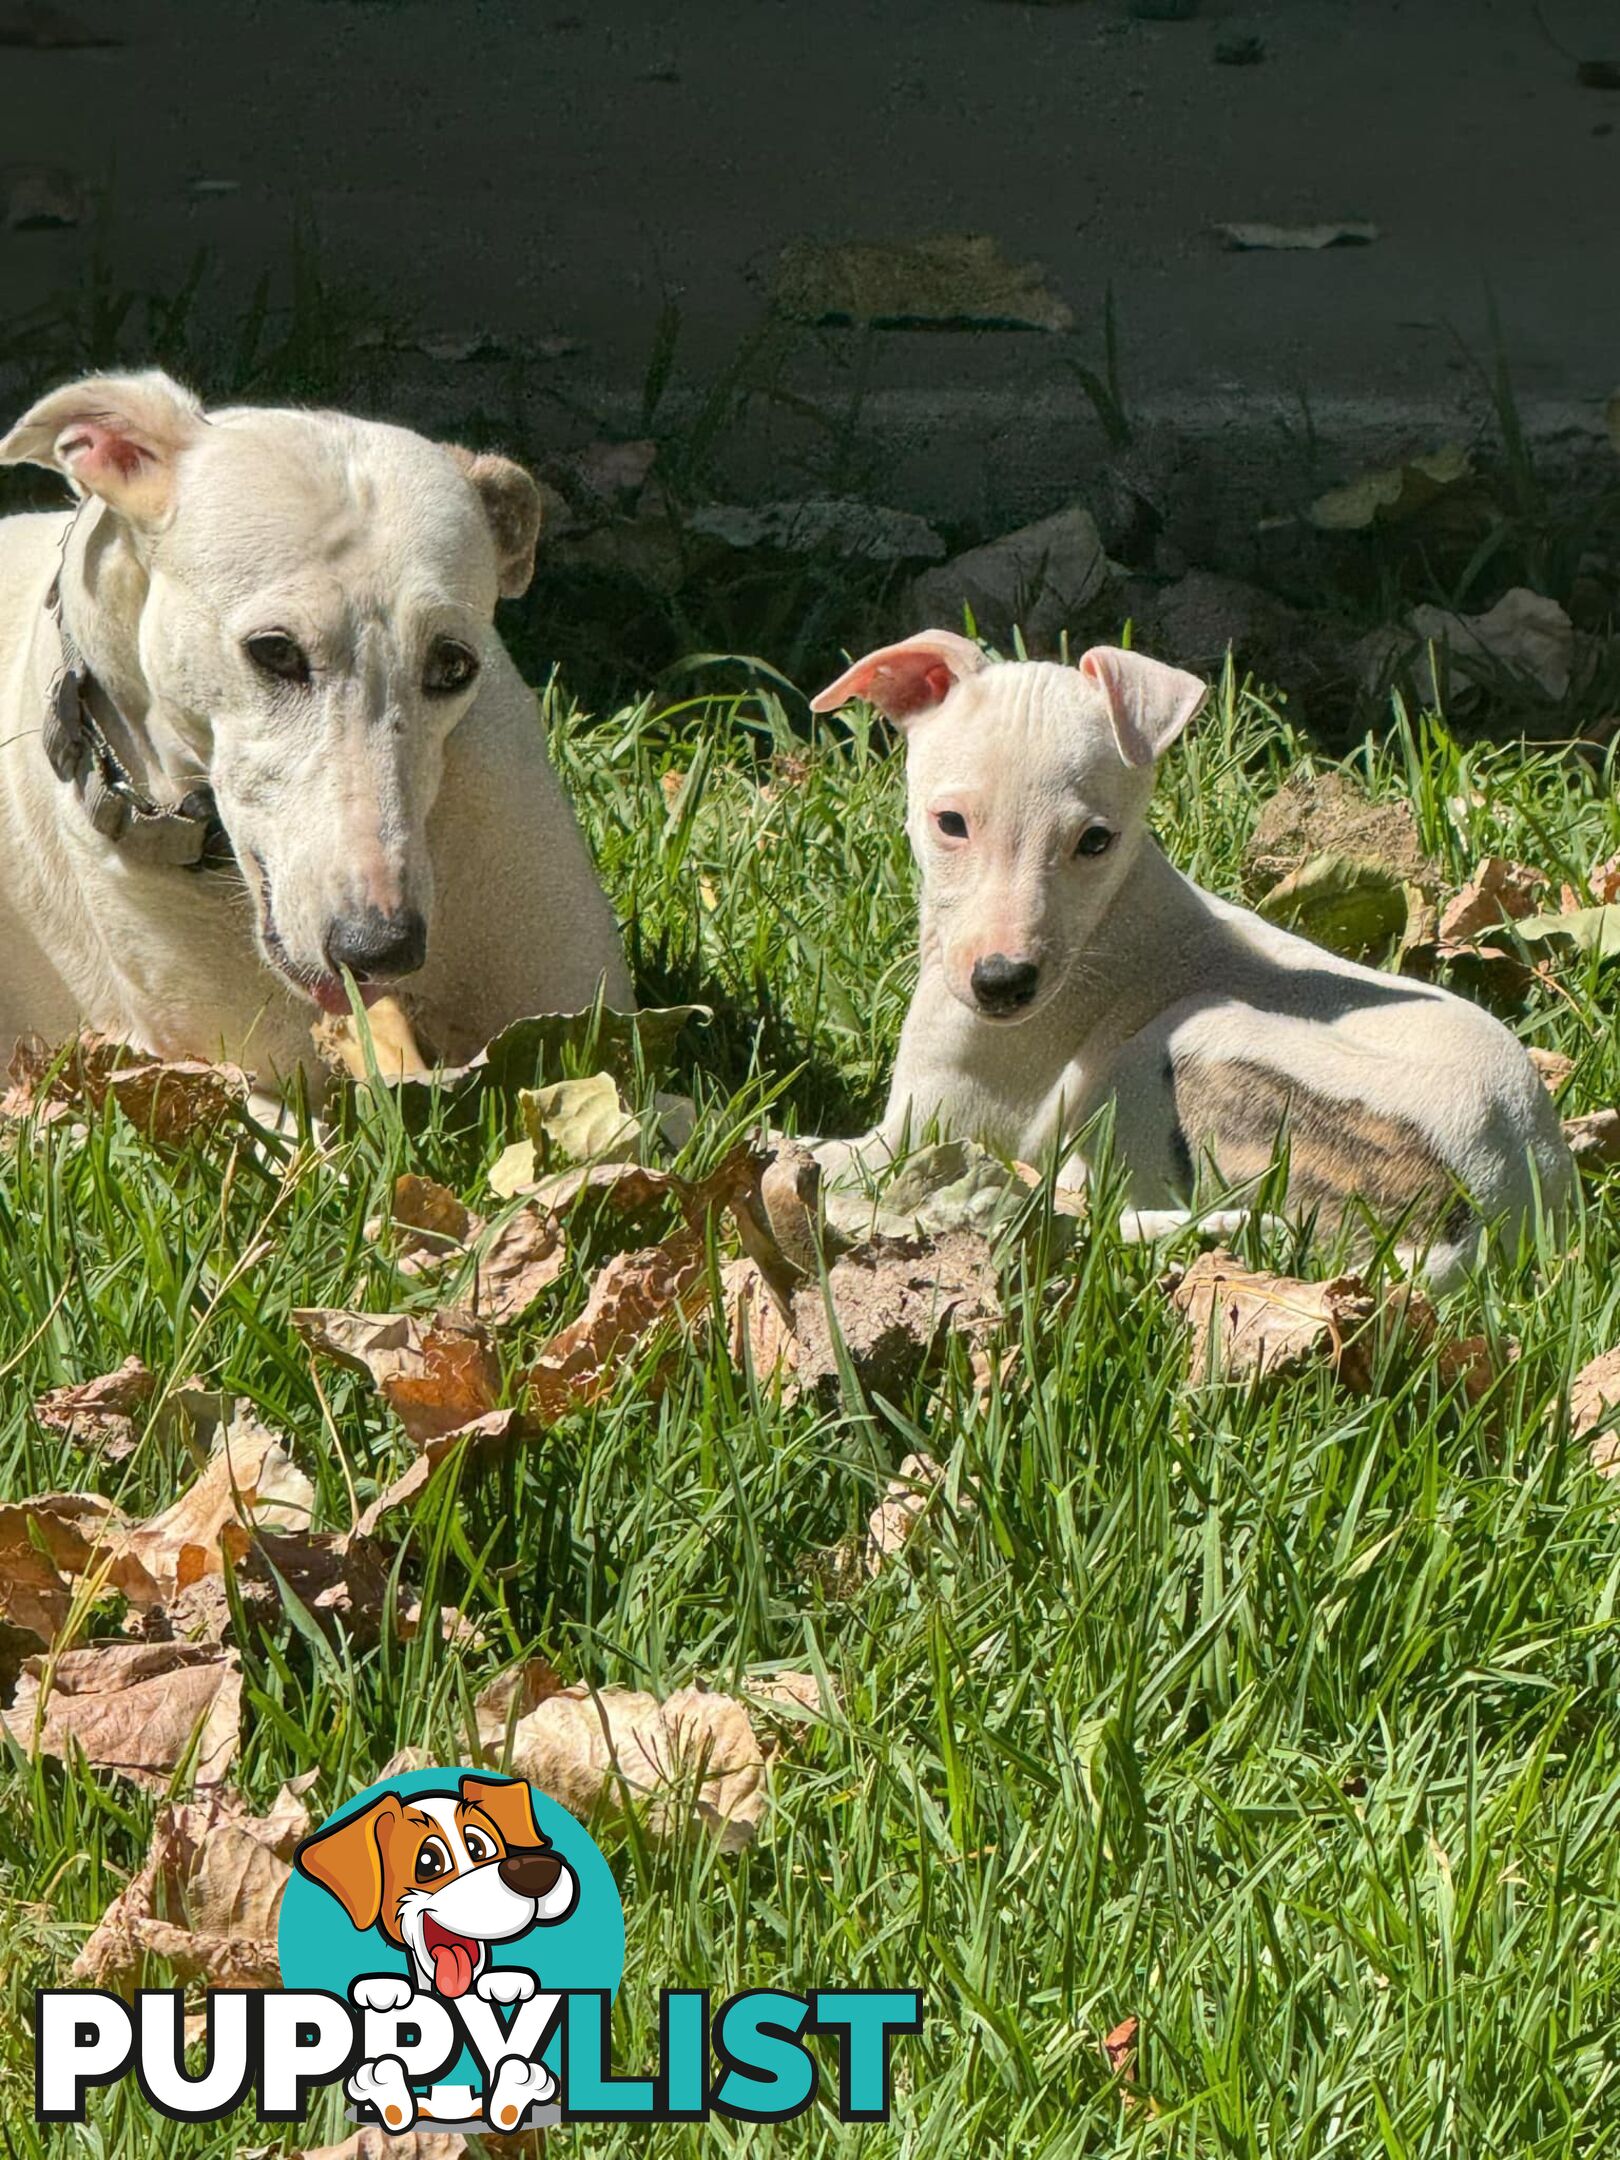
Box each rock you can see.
[1243,770,1437,898]
[905,506,1109,647]
[1143,569,1304,677]
[686,498,945,564]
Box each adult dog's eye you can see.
[1075,823,1115,858]
[424,639,480,697]
[933,810,969,841]
[245,632,310,686]
[463,1828,496,1864]
[414,1838,452,1883]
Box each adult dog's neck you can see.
[57,504,189,796]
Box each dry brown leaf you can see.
[502,1682,767,1851]
[298,2133,468,2160]
[475,1208,567,1324]
[1169,1250,1431,1391]
[294,1306,503,1445]
[742,1671,833,1722]
[1591,853,1620,905]
[1102,2015,1139,2078]
[73,1779,311,1991]
[1528,1047,1576,1094]
[32,1355,155,1459]
[1564,1109,1620,1169]
[865,1452,979,1576]
[2,1641,240,1788]
[3,1034,246,1143]
[122,1414,314,1598]
[1572,1346,1620,1472]
[721,1255,801,1380]
[473,1657,567,1757]
[526,1228,708,1420]
[524,1160,679,1215]
[1438,858,1548,945]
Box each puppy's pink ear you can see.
[1079,646,1206,768]
[810,629,987,726]
[0,370,204,525]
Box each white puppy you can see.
[812,630,1572,1284]
[0,371,629,1082]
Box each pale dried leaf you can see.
[1169,1250,1430,1391]
[73,1780,311,1989]
[1565,1108,1620,1167]
[297,2133,468,2160]
[1438,858,1548,945]
[1572,1346,1620,1471]
[1410,589,1574,702]
[1217,220,1378,251]
[865,1452,979,1575]
[32,1355,154,1458]
[1308,444,1472,531]
[474,1207,567,1325]
[3,1034,246,1142]
[473,1657,566,1757]
[293,1307,502,1446]
[520,1071,640,1169]
[1592,853,1620,905]
[504,1682,767,1850]
[2,1642,240,1788]
[1528,1047,1576,1094]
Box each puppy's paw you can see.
[348,2056,417,2131]
[352,1972,416,2014]
[486,2055,556,2132]
[475,1966,537,2005]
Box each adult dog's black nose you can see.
[323,905,427,983]
[970,952,1040,1016]
[498,1846,565,1899]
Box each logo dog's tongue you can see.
[424,1920,477,1997]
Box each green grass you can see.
[7,669,1620,2155]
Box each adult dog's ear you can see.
[1079,646,1206,769]
[810,628,988,727]
[293,1793,402,1931]
[460,1774,545,1850]
[0,370,204,525]
[446,447,544,599]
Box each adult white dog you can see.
[0,371,629,1083]
[812,629,1572,1285]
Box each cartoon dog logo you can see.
[294,1773,578,2130]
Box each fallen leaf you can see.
[388,1173,478,1252]
[122,1413,314,1598]
[822,1139,1036,1245]
[865,1452,979,1575]
[1564,1109,1620,1168]
[1572,1345,1620,1471]
[771,231,1073,332]
[1102,2015,1139,2078]
[396,1004,706,1116]
[32,1355,154,1459]
[1528,1048,1576,1094]
[3,1035,247,1142]
[474,1207,568,1325]
[526,1229,708,1420]
[73,1779,311,1991]
[1255,853,1410,959]
[1591,853,1620,904]
[521,1071,640,1168]
[293,1306,503,1445]
[1409,589,1575,702]
[741,1671,833,1722]
[1216,220,1378,250]
[523,1160,681,1216]
[501,1682,768,1850]
[1438,859,1548,944]
[1168,1250,1430,1391]
[2,1642,240,1788]
[1308,444,1474,531]
[474,1656,567,1758]
[1514,905,1620,963]
[297,2133,468,2160]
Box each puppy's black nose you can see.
[970,952,1040,1015]
[498,1846,565,1899]
[323,905,428,983]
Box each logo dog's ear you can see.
[293,1793,402,1930]
[460,1774,545,1851]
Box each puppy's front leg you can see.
[348,2055,418,2132]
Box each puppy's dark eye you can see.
[464,1829,496,1864]
[934,810,969,841]
[414,1838,451,1883]
[1075,824,1115,858]
[424,639,480,697]
[245,632,310,686]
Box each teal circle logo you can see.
[278,1767,622,2124]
